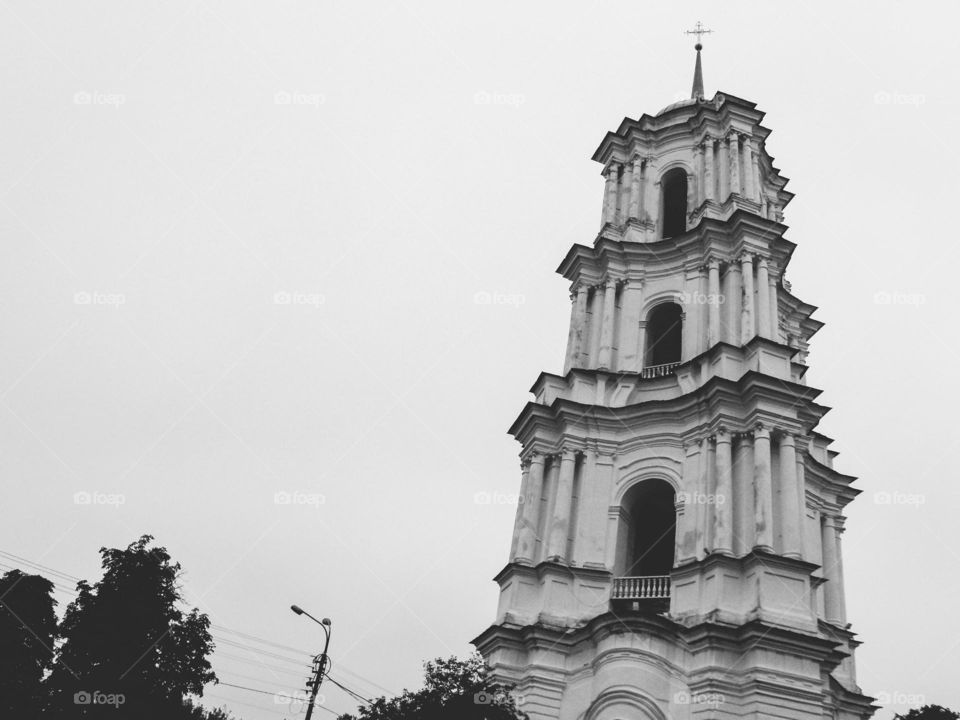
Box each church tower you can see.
[474,38,875,720]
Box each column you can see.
[703,137,715,202]
[835,519,848,624]
[602,163,619,226]
[751,140,763,203]
[597,279,618,370]
[510,458,531,560]
[628,157,642,220]
[753,424,774,552]
[740,254,755,342]
[728,132,741,197]
[742,136,755,201]
[724,261,741,345]
[515,453,545,563]
[587,285,604,367]
[546,449,577,561]
[717,136,729,201]
[756,257,771,338]
[777,432,802,558]
[564,284,588,372]
[733,432,755,554]
[820,515,843,623]
[693,144,704,207]
[695,436,711,558]
[707,259,720,347]
[769,265,780,341]
[617,280,643,372]
[643,157,658,229]
[712,428,733,555]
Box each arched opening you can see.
[645,303,682,368]
[617,479,677,577]
[661,168,688,238]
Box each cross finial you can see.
[684,21,713,48]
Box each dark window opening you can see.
[623,480,676,576]
[661,169,688,238]
[645,303,683,367]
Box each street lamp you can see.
[291,605,332,720]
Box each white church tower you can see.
[474,35,875,720]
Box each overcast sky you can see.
[1,2,957,718]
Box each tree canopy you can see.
[336,653,526,720]
[895,706,960,720]
[0,569,59,718]
[42,535,218,719]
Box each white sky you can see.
[1,2,957,719]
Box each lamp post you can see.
[291,605,332,720]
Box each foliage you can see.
[337,653,526,720]
[42,535,217,719]
[0,569,58,718]
[895,707,960,720]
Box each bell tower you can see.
[474,38,875,720]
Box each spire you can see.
[684,21,712,100]
[691,43,704,99]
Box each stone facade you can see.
[474,83,875,720]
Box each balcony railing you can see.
[640,362,680,380]
[611,575,671,600]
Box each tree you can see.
[337,654,526,720]
[0,569,58,718]
[43,535,217,719]
[895,707,960,720]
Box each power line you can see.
[213,651,310,676]
[325,674,374,706]
[0,552,393,710]
[212,622,314,656]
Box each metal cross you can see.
[684,21,713,44]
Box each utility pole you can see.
[291,605,332,720]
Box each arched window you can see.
[616,479,677,577]
[661,168,688,238]
[645,303,682,368]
